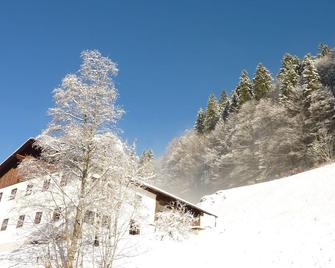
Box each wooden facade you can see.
[0,139,40,189]
[142,182,217,225]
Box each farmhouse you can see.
[0,138,217,251]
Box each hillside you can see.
[1,163,335,267]
[160,46,335,203]
[129,163,335,268]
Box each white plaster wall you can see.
[0,179,159,252]
[200,213,217,228]
[0,180,43,251]
[135,187,157,234]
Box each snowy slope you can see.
[2,163,335,267]
[128,163,335,268]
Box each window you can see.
[60,176,67,187]
[0,192,2,202]
[25,184,33,196]
[93,235,99,247]
[135,194,142,202]
[129,219,140,235]
[52,208,61,222]
[16,215,25,228]
[84,210,94,224]
[34,212,43,224]
[42,179,50,191]
[102,215,111,227]
[135,194,142,206]
[1,219,9,231]
[9,188,17,200]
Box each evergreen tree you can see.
[302,54,322,104]
[229,90,240,113]
[308,86,335,135]
[219,89,230,121]
[277,53,300,99]
[316,46,335,92]
[194,108,206,134]
[318,43,332,58]
[219,90,229,111]
[222,100,231,121]
[139,149,155,179]
[140,149,154,163]
[236,70,253,105]
[204,94,220,133]
[253,63,273,100]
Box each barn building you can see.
[0,138,217,252]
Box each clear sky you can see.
[0,0,334,162]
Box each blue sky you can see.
[0,0,334,162]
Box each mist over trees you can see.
[159,44,335,202]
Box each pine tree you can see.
[253,63,273,100]
[219,90,229,111]
[318,43,332,58]
[229,90,240,113]
[203,94,220,133]
[277,53,300,99]
[218,89,230,121]
[222,99,231,121]
[236,70,253,105]
[302,54,322,100]
[140,149,154,163]
[308,86,335,135]
[194,108,205,134]
[316,46,335,92]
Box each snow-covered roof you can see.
[0,138,218,218]
[140,180,218,217]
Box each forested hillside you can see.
[159,44,335,202]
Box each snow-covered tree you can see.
[315,46,335,93]
[18,50,145,268]
[277,53,300,100]
[226,101,260,183]
[221,99,231,121]
[140,149,154,164]
[253,63,273,100]
[160,46,335,202]
[236,70,253,105]
[317,43,332,58]
[219,90,229,111]
[218,90,230,121]
[252,99,305,179]
[194,108,205,134]
[203,94,220,133]
[307,128,335,164]
[155,201,195,241]
[139,149,155,179]
[229,90,240,113]
[159,130,209,201]
[302,54,322,101]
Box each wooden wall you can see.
[0,167,21,189]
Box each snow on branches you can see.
[155,201,195,241]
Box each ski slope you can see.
[130,163,335,268]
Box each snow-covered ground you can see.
[128,163,335,268]
[2,163,335,267]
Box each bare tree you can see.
[307,128,335,164]
[155,201,195,241]
[16,50,146,268]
